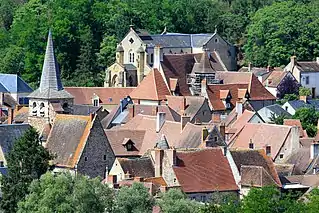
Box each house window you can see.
[215,38,219,43]
[93,99,99,107]
[249,140,254,149]
[129,38,134,44]
[226,103,231,109]
[285,106,288,111]
[305,76,309,85]
[129,50,134,63]
[173,178,177,183]
[84,157,88,161]
[103,155,107,161]
[214,136,218,142]
[0,161,4,167]
[32,102,37,116]
[126,143,132,151]
[279,154,284,159]
[201,195,206,202]
[39,102,45,117]
[266,145,271,156]
[150,53,154,63]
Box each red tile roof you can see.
[130,69,171,101]
[229,123,292,159]
[65,87,134,105]
[173,148,238,193]
[207,84,249,111]
[226,110,256,133]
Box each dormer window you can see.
[122,138,135,151]
[249,139,254,149]
[266,145,271,156]
[92,94,100,107]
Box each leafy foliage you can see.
[158,189,200,213]
[269,113,289,125]
[114,182,155,213]
[299,87,312,97]
[277,74,300,99]
[292,107,319,137]
[0,127,52,213]
[17,172,114,213]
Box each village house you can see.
[257,104,291,123]
[282,96,319,115]
[228,123,300,163]
[105,26,236,88]
[284,56,319,98]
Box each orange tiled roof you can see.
[173,148,239,193]
[130,69,171,101]
[65,87,134,105]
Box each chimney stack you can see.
[166,148,176,166]
[202,127,209,143]
[156,112,166,132]
[248,62,252,72]
[299,95,307,103]
[0,92,3,106]
[151,149,163,177]
[291,56,297,66]
[201,79,208,98]
[153,45,163,70]
[8,107,14,124]
[235,101,243,116]
[220,123,226,142]
[212,113,221,123]
[107,175,117,184]
[181,115,190,132]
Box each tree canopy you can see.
[1,0,318,87]
[17,172,114,213]
[0,127,52,213]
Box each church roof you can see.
[28,31,73,100]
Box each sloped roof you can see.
[230,149,281,187]
[65,87,134,105]
[262,71,288,88]
[284,148,311,175]
[284,175,319,187]
[0,83,8,93]
[263,104,292,117]
[46,114,92,167]
[0,124,31,154]
[173,148,239,193]
[227,110,257,133]
[240,166,279,187]
[161,54,197,96]
[0,74,33,93]
[155,134,169,149]
[28,31,73,100]
[134,104,180,122]
[216,72,276,101]
[297,62,319,72]
[130,69,171,101]
[284,119,305,138]
[104,129,145,157]
[229,123,292,159]
[207,84,249,111]
[118,157,154,178]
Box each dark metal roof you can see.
[0,124,31,154]
[265,104,291,117]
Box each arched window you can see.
[112,74,118,86]
[32,102,37,108]
[129,50,134,63]
[39,103,45,117]
[32,102,37,116]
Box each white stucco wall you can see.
[265,87,278,99]
[109,159,125,182]
[300,72,319,98]
[281,102,296,115]
[139,100,160,106]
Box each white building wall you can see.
[265,87,278,99]
[139,100,160,106]
[109,159,125,182]
[281,102,296,115]
[300,72,319,98]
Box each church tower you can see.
[28,30,74,132]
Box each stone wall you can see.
[77,116,115,178]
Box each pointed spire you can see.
[39,30,63,92]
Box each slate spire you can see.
[39,30,63,92]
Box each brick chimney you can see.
[212,113,221,123]
[201,79,208,98]
[291,56,297,66]
[248,62,252,72]
[8,107,14,124]
[128,104,135,119]
[181,115,190,132]
[202,127,209,143]
[156,112,166,132]
[151,149,163,177]
[300,95,307,103]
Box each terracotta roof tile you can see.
[173,148,239,193]
[229,123,292,159]
[169,78,178,92]
[130,69,171,101]
[65,87,134,105]
[230,149,281,187]
[220,90,230,99]
[144,177,167,187]
[226,110,256,133]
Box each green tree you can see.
[96,35,117,72]
[17,172,114,213]
[299,87,312,97]
[244,1,319,67]
[114,182,155,213]
[269,113,290,125]
[0,127,52,213]
[157,189,200,213]
[292,107,319,137]
[241,186,305,213]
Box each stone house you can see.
[46,114,115,178]
[284,56,319,98]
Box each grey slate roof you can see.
[124,64,137,71]
[73,105,101,116]
[28,31,73,100]
[287,100,319,110]
[141,33,213,48]
[0,124,30,154]
[266,104,291,116]
[0,74,33,93]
